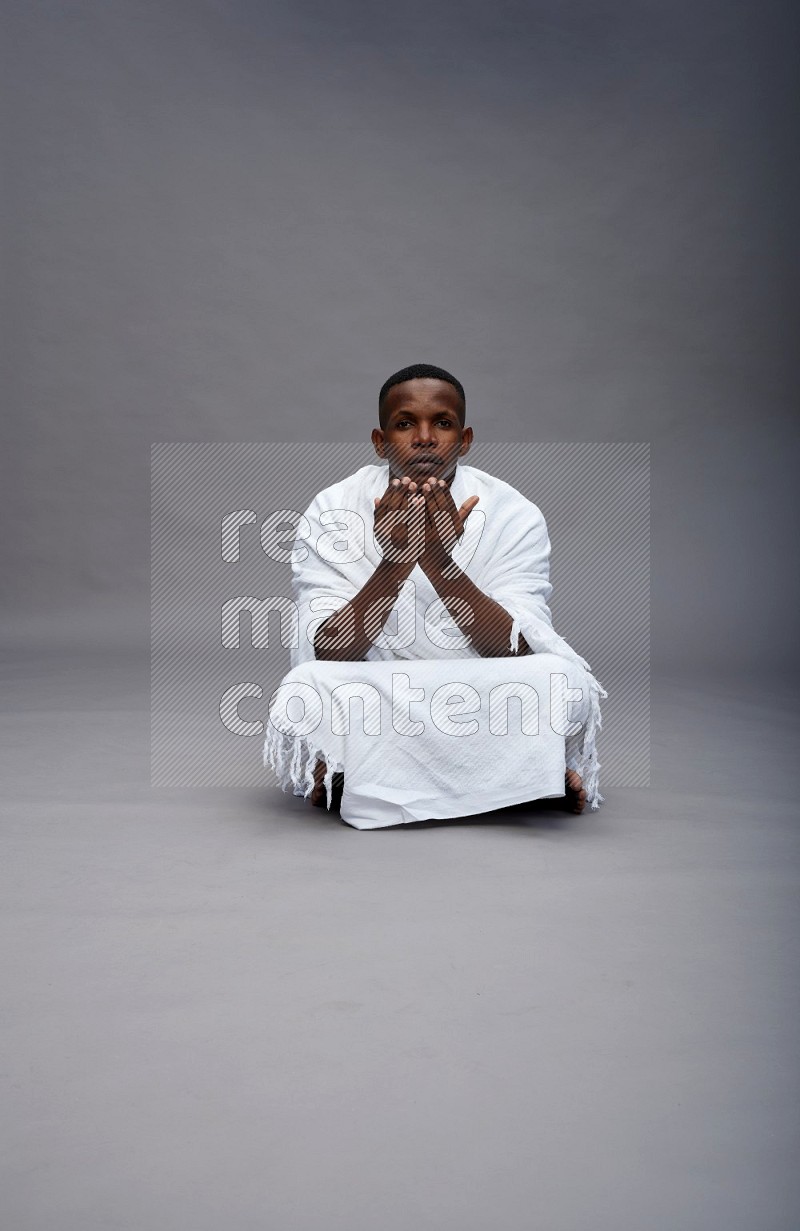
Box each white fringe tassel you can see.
[564,679,606,811]
[263,721,342,811]
[509,614,608,811]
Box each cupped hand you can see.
[373,476,426,565]
[419,477,480,565]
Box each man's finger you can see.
[432,482,461,532]
[438,482,471,539]
[425,480,453,517]
[385,479,407,514]
[409,493,426,534]
[423,483,458,551]
[422,482,445,524]
[436,477,459,513]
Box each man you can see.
[263,363,606,829]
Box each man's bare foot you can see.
[310,759,344,811]
[310,759,326,807]
[563,767,587,814]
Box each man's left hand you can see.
[419,477,480,568]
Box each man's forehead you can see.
[384,380,462,412]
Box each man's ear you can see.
[459,426,474,457]
[371,428,385,457]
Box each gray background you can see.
[2,3,798,1229]
[2,0,797,665]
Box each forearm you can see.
[313,557,415,661]
[419,553,532,658]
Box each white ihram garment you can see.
[263,462,606,829]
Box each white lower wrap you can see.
[263,652,600,829]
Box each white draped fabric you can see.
[263,462,606,829]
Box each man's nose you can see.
[413,424,436,446]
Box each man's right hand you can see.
[373,476,426,566]
[315,477,425,660]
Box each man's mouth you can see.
[409,456,443,469]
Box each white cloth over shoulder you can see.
[263,461,607,827]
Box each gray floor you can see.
[2,647,798,1231]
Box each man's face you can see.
[371,379,473,485]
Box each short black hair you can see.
[378,363,466,428]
